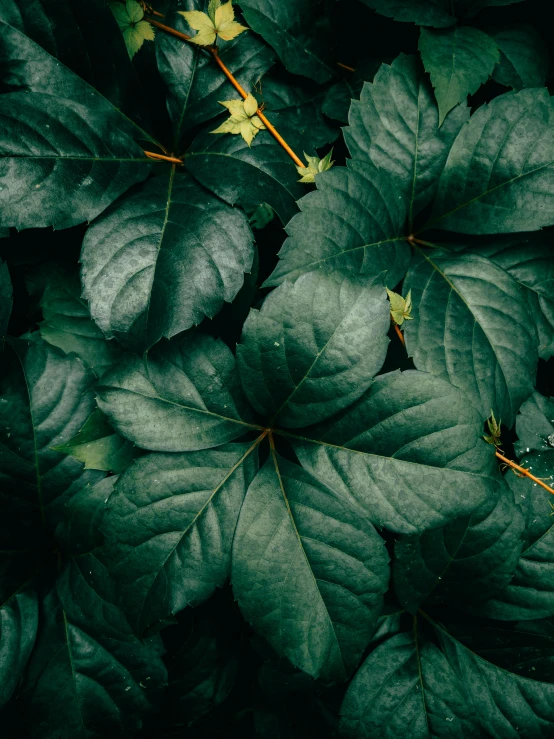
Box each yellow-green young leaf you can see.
[180,1,247,46]
[214,0,248,40]
[386,287,413,326]
[484,410,502,447]
[296,149,334,183]
[211,94,265,145]
[179,9,217,46]
[109,0,155,59]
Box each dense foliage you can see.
[1,0,554,736]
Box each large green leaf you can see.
[237,272,390,427]
[394,478,525,612]
[185,122,306,224]
[0,258,12,335]
[238,0,335,84]
[96,333,257,452]
[232,453,389,683]
[427,88,554,234]
[0,338,101,516]
[492,24,549,90]
[404,249,538,426]
[344,54,468,227]
[0,92,151,231]
[340,617,554,738]
[419,26,499,125]
[27,263,122,375]
[0,0,149,127]
[102,443,258,634]
[0,587,38,708]
[460,234,554,360]
[359,0,456,27]
[81,171,254,351]
[156,4,275,150]
[515,392,554,457]
[264,161,410,287]
[293,370,498,534]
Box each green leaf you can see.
[262,72,339,149]
[492,24,549,90]
[459,234,554,360]
[294,370,498,534]
[27,263,122,375]
[322,59,380,123]
[238,0,335,84]
[264,161,411,288]
[21,577,166,738]
[96,333,256,452]
[0,0,150,127]
[404,249,538,426]
[394,479,525,613]
[0,92,151,231]
[185,121,307,224]
[109,0,155,59]
[344,54,469,226]
[515,392,554,457]
[0,338,102,516]
[419,26,499,125]
[232,453,389,682]
[237,272,390,427]
[0,259,12,335]
[102,442,258,634]
[53,409,138,474]
[359,0,456,27]
[428,88,554,234]
[474,458,554,620]
[157,7,275,150]
[81,172,254,351]
[0,587,38,708]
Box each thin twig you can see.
[393,322,405,346]
[495,451,554,495]
[146,16,192,41]
[144,150,184,164]
[337,62,356,72]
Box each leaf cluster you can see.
[1,0,554,737]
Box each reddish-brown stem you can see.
[144,150,184,164]
[495,451,554,495]
[393,322,405,346]
[337,62,356,72]
[146,17,192,41]
[209,48,305,168]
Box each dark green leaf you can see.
[428,88,554,234]
[81,172,254,350]
[492,24,549,90]
[322,60,381,123]
[264,161,410,287]
[344,54,468,226]
[27,263,122,375]
[0,338,101,516]
[294,370,498,533]
[404,249,538,426]
[156,5,275,150]
[339,629,476,738]
[53,409,138,475]
[97,333,256,452]
[515,392,554,458]
[0,587,38,708]
[419,26,499,125]
[232,453,389,682]
[0,258,12,335]
[185,122,306,224]
[102,443,258,634]
[237,272,389,427]
[0,92,151,230]
[239,0,335,84]
[394,478,525,612]
[359,0,456,27]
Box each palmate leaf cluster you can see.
[1,0,554,737]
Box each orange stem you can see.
[144,151,184,164]
[146,17,192,41]
[495,451,554,495]
[209,49,305,168]
[337,62,356,72]
[393,322,405,346]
